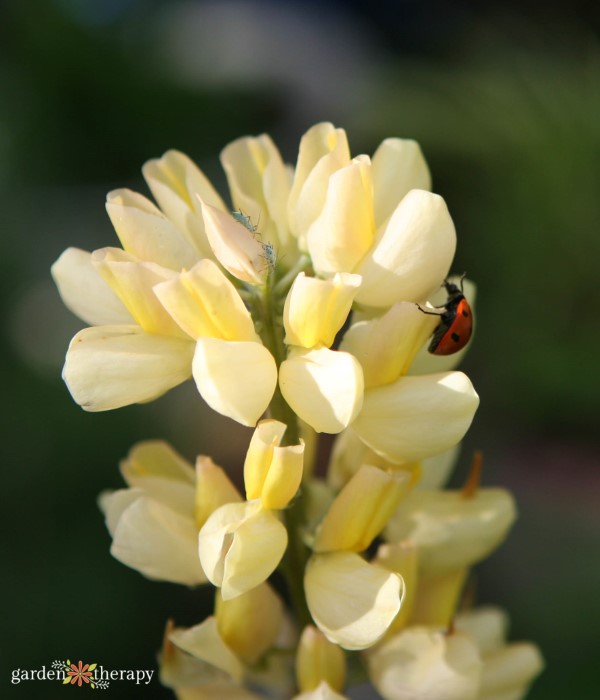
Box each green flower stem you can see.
[255,272,312,628]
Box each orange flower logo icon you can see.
[65,661,95,687]
[52,659,108,690]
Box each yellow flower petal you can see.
[385,489,517,574]
[192,338,277,427]
[373,541,419,634]
[104,495,206,585]
[288,123,351,244]
[221,133,291,249]
[279,347,364,434]
[244,420,304,509]
[479,643,544,700]
[63,325,195,411]
[409,569,468,627]
[371,138,431,227]
[367,627,482,700]
[121,440,195,483]
[200,199,266,285]
[355,190,456,307]
[195,456,243,530]
[305,552,403,650]
[198,501,287,600]
[352,372,479,464]
[143,149,225,260]
[455,607,509,656]
[169,617,244,682]
[216,583,284,665]
[51,247,134,326]
[313,465,410,553]
[284,272,361,349]
[307,157,375,276]
[120,440,196,518]
[340,302,438,388]
[154,259,259,341]
[296,626,347,693]
[106,189,198,270]
[92,247,185,337]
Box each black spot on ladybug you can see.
[462,310,469,317]
[451,332,460,342]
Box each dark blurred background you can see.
[1,1,599,698]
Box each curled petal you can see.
[367,627,482,700]
[355,190,456,307]
[373,541,419,633]
[201,200,265,285]
[63,325,194,411]
[169,617,243,682]
[284,272,361,349]
[192,338,277,427]
[221,134,291,249]
[288,122,350,243]
[352,372,479,464]
[385,489,517,574]
[307,157,375,276]
[279,347,364,434]
[305,552,403,650]
[102,494,206,585]
[106,189,198,270]
[198,501,287,600]
[51,247,134,326]
[143,149,225,260]
[154,259,259,342]
[371,138,431,227]
[244,420,304,509]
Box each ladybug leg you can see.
[416,304,444,316]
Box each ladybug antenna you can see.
[459,272,467,292]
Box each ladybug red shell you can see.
[420,277,473,356]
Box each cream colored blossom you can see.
[243,420,304,509]
[384,487,517,574]
[367,627,483,700]
[198,421,304,600]
[198,500,287,601]
[99,441,241,585]
[455,608,544,700]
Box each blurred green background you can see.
[2,1,599,698]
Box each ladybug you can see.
[419,274,473,355]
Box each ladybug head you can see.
[443,272,466,297]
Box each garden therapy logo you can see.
[54,660,108,689]
[10,660,155,688]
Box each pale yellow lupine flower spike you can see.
[52,122,543,700]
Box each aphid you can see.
[232,209,259,234]
[418,274,473,355]
[260,242,277,270]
